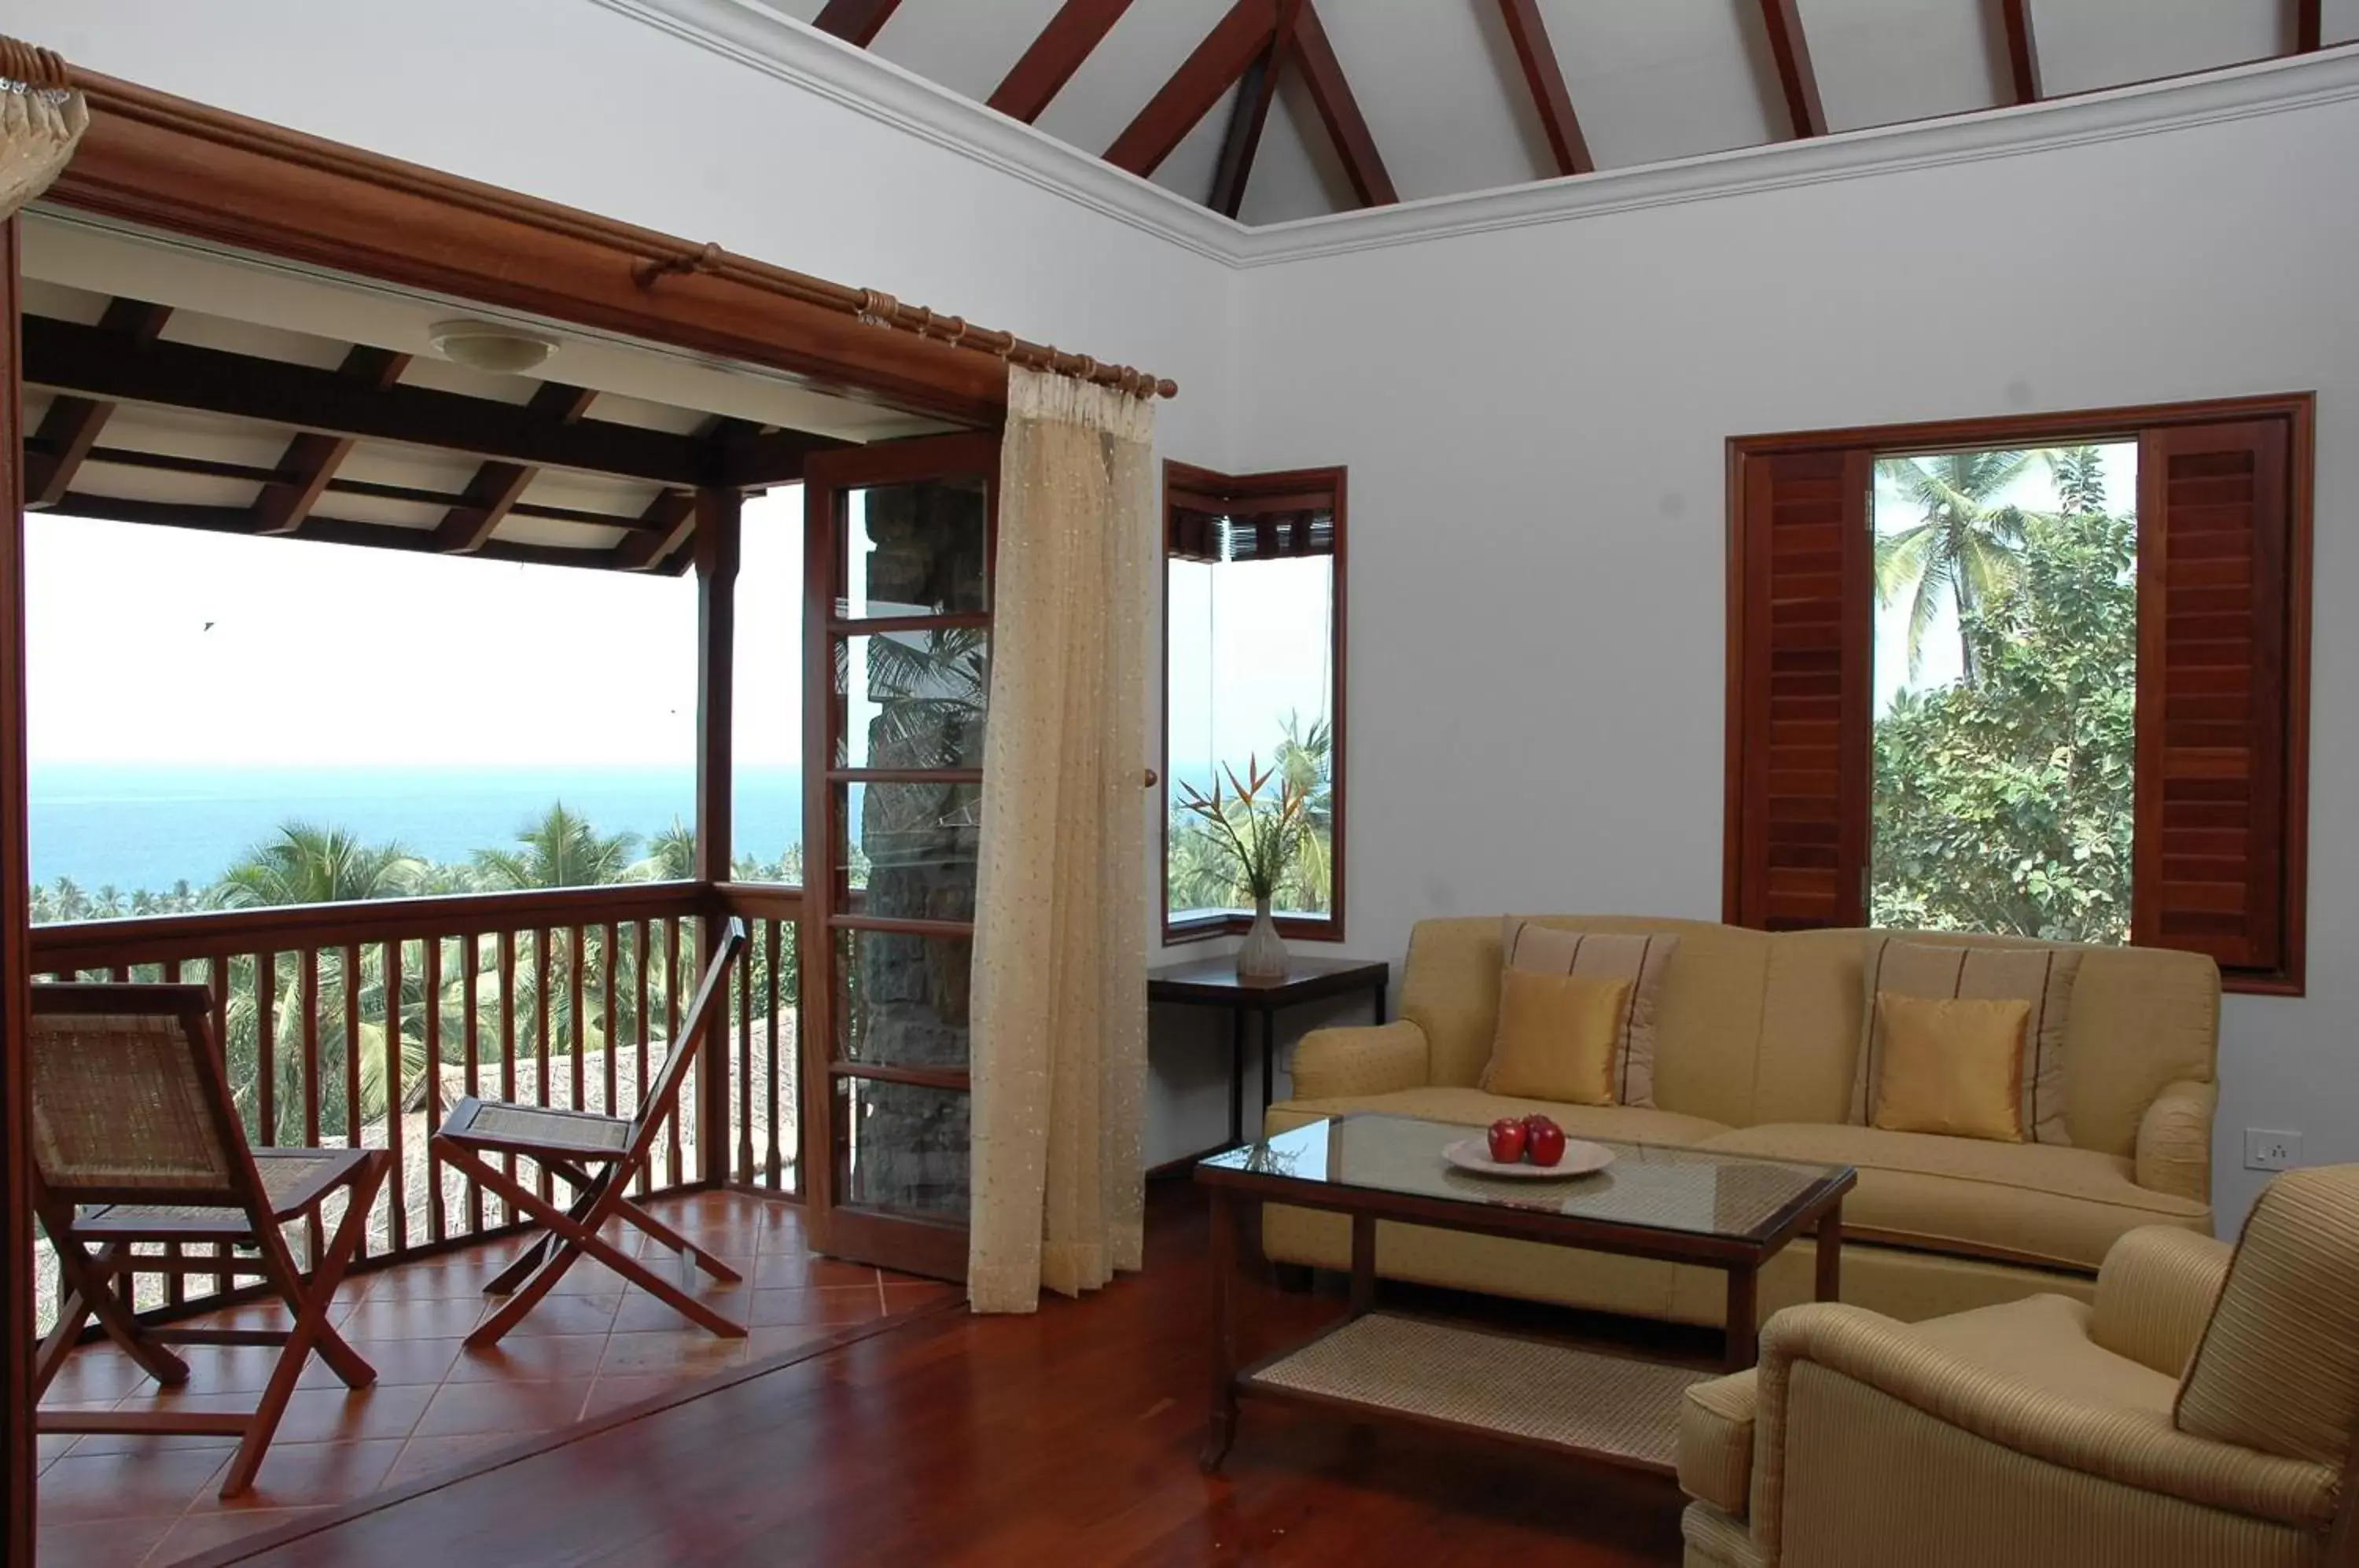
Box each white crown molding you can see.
[593,0,2359,273]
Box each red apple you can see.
[1526,1120,1568,1168]
[1486,1117,1528,1164]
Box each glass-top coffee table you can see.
[1194,1113,1855,1475]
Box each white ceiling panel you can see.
[1317,2,1537,202]
[2030,0,2286,97]
[2328,0,2359,46]
[1239,75,1356,226]
[870,0,1070,105]
[1801,0,2005,133]
[1539,0,1782,170]
[1148,80,1243,208]
[1034,0,1242,164]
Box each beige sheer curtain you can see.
[967,365,1155,1314]
[1,40,86,221]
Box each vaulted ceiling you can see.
[771,0,2356,224]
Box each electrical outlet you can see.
[2245,1128,2302,1171]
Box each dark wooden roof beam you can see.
[22,315,718,487]
[249,346,411,536]
[811,0,904,48]
[2295,0,2323,52]
[53,491,646,572]
[1206,0,1303,218]
[989,0,1136,124]
[22,298,173,507]
[1757,0,1829,139]
[1993,0,2041,104]
[611,490,701,572]
[430,382,598,554]
[1292,2,1397,207]
[1107,0,1279,178]
[1497,0,1595,177]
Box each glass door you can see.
[800,432,996,1280]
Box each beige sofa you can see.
[1263,916,2220,1329]
[1677,1168,2359,1568]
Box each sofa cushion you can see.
[1868,994,2032,1143]
[1265,1086,1732,1150]
[1912,1294,2180,1416]
[1482,968,1627,1104]
[1853,937,2081,1146]
[1700,1124,2209,1272]
[1498,919,1679,1107]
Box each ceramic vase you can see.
[1235,893,1289,979]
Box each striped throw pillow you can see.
[1487,920,1680,1109]
[1850,937,2082,1146]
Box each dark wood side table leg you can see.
[1260,1007,1277,1126]
[1202,1187,1241,1472]
[1373,981,1388,1025]
[1348,1213,1376,1319]
[1725,1265,1759,1371]
[1227,1007,1246,1149]
[1816,1200,1844,1303]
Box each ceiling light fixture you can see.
[428,318,558,375]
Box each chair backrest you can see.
[27,982,249,1207]
[624,918,746,1159]
[2175,1165,2359,1470]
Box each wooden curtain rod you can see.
[9,34,1177,403]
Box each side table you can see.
[1147,955,1390,1153]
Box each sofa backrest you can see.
[1402,916,2220,1153]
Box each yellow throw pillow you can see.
[1871,993,2032,1143]
[1484,969,1632,1106]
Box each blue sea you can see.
[28,764,804,893]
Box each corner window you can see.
[1162,463,1345,943]
[1725,397,2311,994]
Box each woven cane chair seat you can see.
[79,1149,371,1235]
[457,1102,634,1154]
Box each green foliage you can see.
[1875,451,2033,686]
[1168,712,1334,916]
[1872,448,2136,944]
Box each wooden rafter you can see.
[1207,0,1303,219]
[1757,0,1828,140]
[22,315,718,486]
[49,491,666,572]
[2295,0,2323,52]
[1497,0,1594,177]
[1106,0,1278,179]
[1290,2,1397,207]
[430,383,598,554]
[22,298,171,507]
[988,0,1135,124]
[810,0,903,48]
[1993,0,2041,104]
[249,346,411,536]
[713,425,853,490]
[612,491,701,572]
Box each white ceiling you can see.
[758,0,2353,223]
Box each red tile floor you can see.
[33,1191,959,1567]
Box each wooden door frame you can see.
[3,215,38,1568]
[800,432,1000,1282]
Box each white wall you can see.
[1233,88,2359,1228]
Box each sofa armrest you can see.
[1745,1304,2336,1564]
[2090,1226,2232,1376]
[2134,1078,2217,1202]
[1286,1020,1430,1102]
[1676,1370,1757,1517]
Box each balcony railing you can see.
[31,881,801,1334]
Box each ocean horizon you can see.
[29,763,804,893]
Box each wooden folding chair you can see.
[432,918,746,1349]
[27,983,391,1498]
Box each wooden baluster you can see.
[664,917,683,1189]
[208,957,232,1298]
[634,919,651,1198]
[463,933,484,1235]
[602,922,619,1120]
[425,935,446,1246]
[499,929,518,1227]
[765,917,784,1190]
[254,951,277,1147]
[736,925,753,1184]
[163,953,186,1302]
[569,923,587,1113]
[343,943,364,1261]
[302,948,323,1263]
[534,927,553,1204]
[384,937,407,1254]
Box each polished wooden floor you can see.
[108,1183,1688,1568]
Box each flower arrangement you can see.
[1175,756,1310,902]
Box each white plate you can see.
[1442,1136,1614,1180]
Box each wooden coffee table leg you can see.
[1348,1214,1376,1319]
[1816,1200,1844,1304]
[1725,1264,1758,1371]
[1201,1187,1241,1473]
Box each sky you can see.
[1165,554,1335,782]
[24,488,805,770]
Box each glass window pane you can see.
[834,629,989,771]
[1869,442,2139,944]
[835,1077,969,1220]
[837,478,988,619]
[1165,553,1336,922]
[733,486,803,882]
[834,928,971,1069]
[839,782,980,920]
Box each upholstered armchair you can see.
[1676,1165,2359,1568]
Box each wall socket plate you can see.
[2245,1128,2302,1171]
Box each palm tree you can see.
[471,803,641,891]
[1875,451,2033,687]
[216,823,421,907]
[637,817,697,882]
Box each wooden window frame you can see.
[1161,460,1349,946]
[1725,393,2313,996]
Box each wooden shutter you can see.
[1728,447,1873,930]
[2135,418,2303,982]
